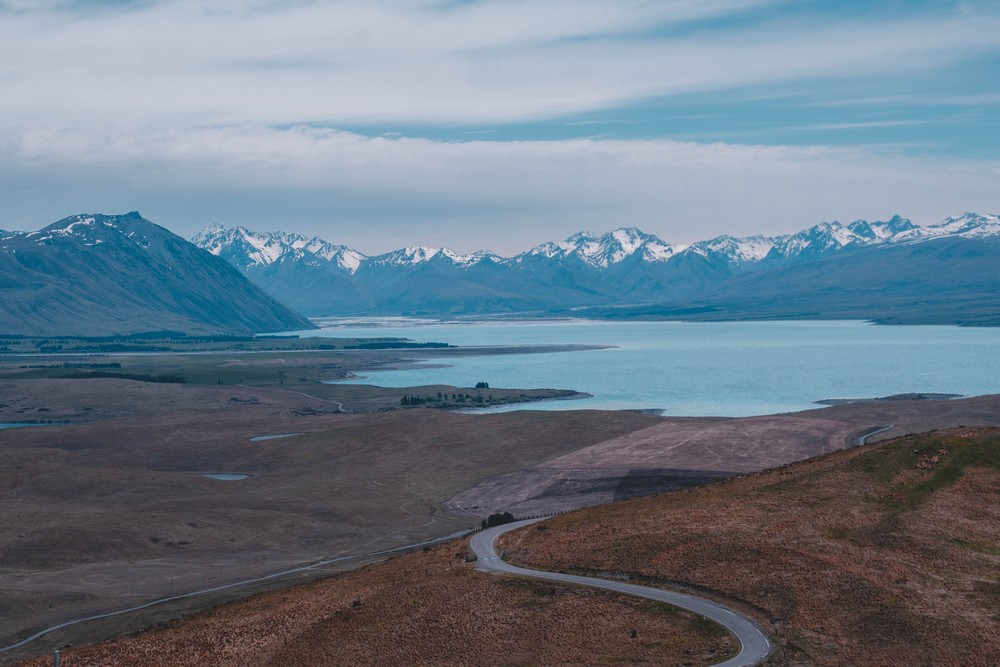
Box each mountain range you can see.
[0,212,313,336]
[194,212,1000,325]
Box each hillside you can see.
[12,540,733,667]
[0,213,312,336]
[502,427,1000,666]
[700,235,1000,325]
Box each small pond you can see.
[249,433,304,442]
[201,473,251,481]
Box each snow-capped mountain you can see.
[11,212,161,250]
[192,224,366,274]
[0,212,312,335]
[921,212,1000,238]
[763,215,921,263]
[688,234,776,266]
[523,228,684,267]
[192,212,1000,319]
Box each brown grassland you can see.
[14,541,733,667]
[501,427,1000,666]
[11,425,998,666]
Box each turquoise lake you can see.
[295,319,1000,417]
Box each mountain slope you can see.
[673,235,1000,325]
[0,212,313,336]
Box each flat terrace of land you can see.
[0,340,597,413]
[447,394,1000,517]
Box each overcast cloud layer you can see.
[1,0,998,253]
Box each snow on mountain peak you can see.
[531,227,680,267]
[370,246,443,266]
[565,231,596,244]
[925,212,1000,237]
[767,216,924,260]
[696,234,777,264]
[192,211,1000,283]
[192,225,368,273]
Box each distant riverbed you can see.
[291,319,1000,417]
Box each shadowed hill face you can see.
[502,427,1000,666]
[0,212,313,336]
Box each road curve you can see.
[471,519,772,667]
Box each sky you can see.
[1,0,998,255]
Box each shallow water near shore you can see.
[300,319,1000,417]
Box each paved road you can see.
[854,424,896,446]
[471,519,772,667]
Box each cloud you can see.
[0,1,997,126]
[2,122,996,253]
[0,1,997,253]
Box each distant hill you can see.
[0,212,313,336]
[195,212,1000,325]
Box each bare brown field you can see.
[0,377,661,658]
[12,540,734,667]
[500,427,1000,666]
[448,395,1000,517]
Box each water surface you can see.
[297,319,1000,417]
[249,433,304,442]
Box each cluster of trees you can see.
[400,392,491,406]
[480,511,516,529]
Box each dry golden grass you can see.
[14,542,733,667]
[501,428,1000,666]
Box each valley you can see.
[5,2,1000,664]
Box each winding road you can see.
[471,519,772,667]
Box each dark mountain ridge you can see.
[0,212,313,336]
